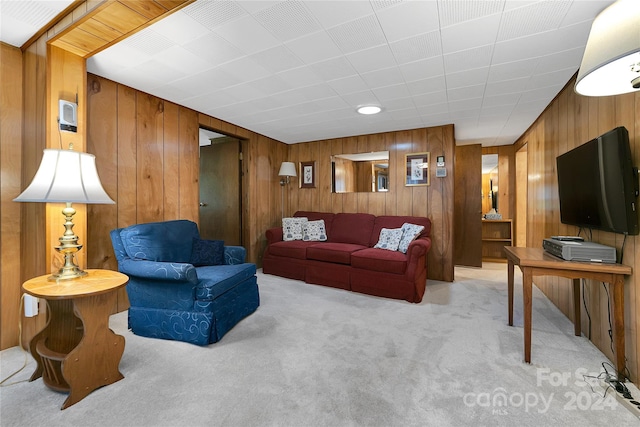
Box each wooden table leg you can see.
[508,259,514,326]
[523,268,532,363]
[572,279,581,337]
[61,291,125,409]
[611,275,626,379]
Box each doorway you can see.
[199,128,242,245]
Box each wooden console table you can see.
[22,269,129,409]
[504,246,631,379]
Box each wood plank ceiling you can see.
[50,0,194,58]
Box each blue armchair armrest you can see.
[224,246,246,265]
[118,258,198,284]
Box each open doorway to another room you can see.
[199,128,242,246]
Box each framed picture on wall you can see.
[405,152,430,186]
[300,161,316,188]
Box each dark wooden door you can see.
[454,144,482,267]
[199,138,241,245]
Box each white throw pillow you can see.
[397,223,425,253]
[302,220,327,241]
[282,217,308,241]
[374,228,403,251]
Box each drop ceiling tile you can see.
[183,33,244,65]
[448,97,483,112]
[214,15,280,55]
[487,58,539,82]
[525,67,576,92]
[172,68,242,99]
[326,75,369,95]
[238,1,281,14]
[560,0,614,26]
[87,44,148,73]
[304,0,374,28]
[346,45,397,74]
[406,75,447,95]
[444,44,493,74]
[254,1,321,42]
[371,84,412,102]
[534,47,583,75]
[482,93,521,108]
[360,66,404,89]
[327,14,387,54]
[122,29,175,56]
[497,1,572,42]
[276,66,323,87]
[485,77,531,96]
[310,57,357,81]
[224,56,272,83]
[250,46,304,73]
[412,90,448,107]
[376,0,439,42]
[520,85,564,103]
[340,90,381,107]
[154,46,213,76]
[480,104,516,118]
[134,59,187,84]
[249,75,293,96]
[440,13,501,54]
[296,83,338,100]
[416,103,449,116]
[399,57,445,82]
[447,84,485,102]
[285,30,343,64]
[389,31,442,65]
[446,67,490,90]
[149,13,209,45]
[438,0,505,27]
[182,0,247,30]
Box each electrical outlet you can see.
[24,295,38,317]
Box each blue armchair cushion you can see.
[190,238,224,266]
[119,220,198,263]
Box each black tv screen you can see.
[556,126,639,235]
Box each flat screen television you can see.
[556,126,639,235]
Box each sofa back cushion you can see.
[120,220,199,263]
[369,216,431,247]
[294,211,335,236]
[329,213,376,246]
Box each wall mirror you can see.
[331,151,389,193]
[482,154,498,214]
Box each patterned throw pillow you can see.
[282,217,308,241]
[374,228,403,251]
[302,220,327,241]
[397,223,425,253]
[190,238,224,266]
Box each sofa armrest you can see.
[406,238,431,260]
[224,246,246,265]
[265,227,283,245]
[118,258,198,284]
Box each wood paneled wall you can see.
[286,126,456,282]
[515,77,640,385]
[0,43,24,349]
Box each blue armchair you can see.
[110,220,259,346]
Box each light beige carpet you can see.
[1,264,638,426]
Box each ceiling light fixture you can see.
[357,105,382,115]
[575,0,640,96]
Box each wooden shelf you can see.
[482,219,512,262]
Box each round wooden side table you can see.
[22,269,129,409]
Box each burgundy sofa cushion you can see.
[269,240,318,260]
[329,213,375,246]
[351,248,408,274]
[306,243,367,264]
[369,216,432,247]
[294,211,335,236]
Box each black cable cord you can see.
[582,279,591,339]
[602,282,614,354]
[618,233,627,264]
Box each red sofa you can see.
[262,211,432,303]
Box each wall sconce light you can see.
[575,0,640,96]
[278,162,297,218]
[14,146,115,281]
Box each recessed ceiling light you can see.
[357,105,382,115]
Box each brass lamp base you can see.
[47,202,87,282]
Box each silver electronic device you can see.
[542,238,616,263]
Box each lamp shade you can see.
[278,162,297,177]
[575,0,640,96]
[14,148,115,204]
